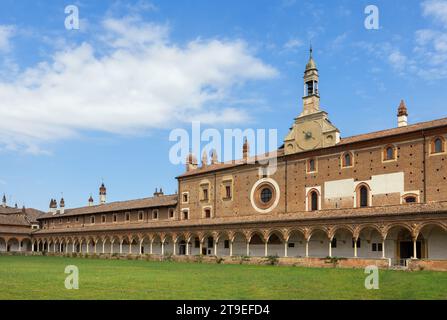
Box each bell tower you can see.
[284,47,340,155]
[302,46,320,116]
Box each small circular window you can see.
[250,178,280,213]
[260,187,273,203]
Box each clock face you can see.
[296,121,322,150]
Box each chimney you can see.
[201,150,208,168]
[88,195,94,207]
[153,188,164,197]
[99,183,107,205]
[2,194,6,208]
[243,138,250,161]
[49,199,57,215]
[186,153,198,172]
[59,197,65,215]
[397,100,408,127]
[210,149,219,165]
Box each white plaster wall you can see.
[325,172,404,200]
[427,229,447,259]
[369,172,404,195]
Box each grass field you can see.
[1,255,447,300]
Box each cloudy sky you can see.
[0,0,446,210]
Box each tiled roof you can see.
[0,206,44,225]
[33,201,447,235]
[338,117,447,145]
[177,117,447,178]
[0,226,31,235]
[37,194,178,219]
[0,213,30,226]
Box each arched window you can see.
[310,191,318,211]
[342,152,353,167]
[359,186,369,207]
[308,159,316,172]
[345,153,351,167]
[405,196,416,203]
[403,194,418,204]
[433,137,444,154]
[384,146,395,161]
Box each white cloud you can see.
[422,0,447,28]
[0,17,277,153]
[283,38,303,50]
[0,25,15,52]
[388,50,408,71]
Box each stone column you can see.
[214,241,218,256]
[150,240,153,255]
[102,241,105,254]
[161,241,165,256]
[284,241,288,258]
[94,241,97,254]
[264,241,268,257]
[354,238,358,258]
[18,241,22,252]
[199,241,203,255]
[305,240,309,258]
[246,241,250,256]
[382,240,386,259]
[110,241,114,254]
[229,240,233,257]
[328,240,332,258]
[139,240,144,255]
[119,240,123,254]
[173,240,177,256]
[186,240,189,256]
[72,242,75,253]
[86,242,89,254]
[31,242,35,252]
[413,238,418,259]
[129,241,132,254]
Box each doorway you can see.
[399,241,421,259]
[179,241,186,255]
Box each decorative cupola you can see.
[14,203,18,209]
[283,46,340,155]
[186,152,198,172]
[99,183,107,205]
[210,149,219,165]
[59,197,65,215]
[243,138,250,161]
[49,199,57,215]
[201,150,208,168]
[302,45,320,116]
[88,194,94,207]
[2,194,6,208]
[397,99,408,127]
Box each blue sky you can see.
[0,0,446,210]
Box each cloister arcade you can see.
[26,221,447,263]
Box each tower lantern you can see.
[99,183,107,205]
[302,45,320,116]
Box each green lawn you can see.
[0,255,446,300]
